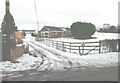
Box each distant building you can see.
[18,30,36,34]
[103,24,110,29]
[39,26,64,38]
[60,27,72,37]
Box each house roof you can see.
[40,26,64,32]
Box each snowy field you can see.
[0,32,119,73]
[92,32,119,40]
[47,32,119,42]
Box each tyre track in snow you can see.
[28,41,72,70]
[29,42,71,71]
[2,52,46,80]
[30,41,82,70]
[28,43,61,73]
[2,40,82,81]
[3,43,53,80]
[3,40,66,81]
[2,46,53,80]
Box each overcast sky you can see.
[0,0,119,30]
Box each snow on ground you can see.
[33,41,118,67]
[49,32,119,43]
[0,54,42,71]
[23,33,35,42]
[92,32,119,40]
[0,43,118,72]
[0,33,119,72]
[41,32,119,54]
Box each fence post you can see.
[118,39,120,52]
[56,41,58,49]
[47,39,49,45]
[45,39,47,45]
[48,38,50,46]
[50,40,51,47]
[52,40,54,47]
[62,42,64,51]
[79,46,81,55]
[99,40,101,53]
[48,39,50,46]
[51,39,52,47]
[70,42,71,52]
[82,42,84,55]
[46,39,47,45]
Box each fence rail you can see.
[41,38,101,55]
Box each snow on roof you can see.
[40,26,64,32]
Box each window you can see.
[53,32,57,35]
[45,33,48,35]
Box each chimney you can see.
[6,0,10,13]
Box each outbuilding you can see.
[39,26,64,38]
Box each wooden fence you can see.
[11,45,29,61]
[42,38,101,55]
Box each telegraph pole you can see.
[34,0,39,41]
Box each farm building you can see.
[39,26,64,38]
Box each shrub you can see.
[70,22,96,39]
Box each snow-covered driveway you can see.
[29,41,118,68]
[0,33,118,72]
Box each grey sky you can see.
[0,0,119,30]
